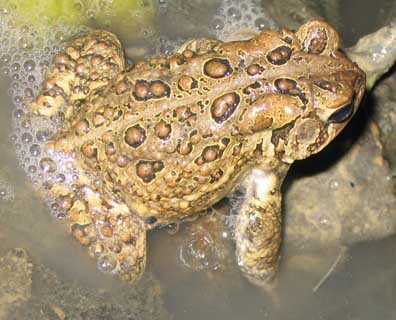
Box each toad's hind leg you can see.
[235,167,287,287]
[65,181,146,282]
[31,30,125,117]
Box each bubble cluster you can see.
[178,224,224,271]
[211,0,277,41]
[0,9,88,217]
[156,0,277,56]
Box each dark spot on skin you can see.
[178,75,198,91]
[274,78,308,105]
[211,92,240,124]
[298,94,308,105]
[133,80,171,100]
[267,46,292,65]
[202,132,213,138]
[155,120,172,140]
[328,103,354,123]
[314,80,338,93]
[136,160,164,183]
[101,225,113,237]
[177,142,193,155]
[117,155,129,167]
[243,81,262,95]
[182,49,195,59]
[92,113,105,127]
[113,109,123,121]
[199,164,211,176]
[75,119,90,136]
[250,82,261,89]
[242,88,250,95]
[133,80,150,100]
[238,59,245,69]
[190,130,200,144]
[210,168,224,183]
[152,161,164,171]
[246,63,264,76]
[221,137,230,146]
[271,121,295,147]
[175,106,195,122]
[254,142,263,154]
[164,171,180,188]
[145,216,158,224]
[124,124,146,148]
[274,78,297,94]
[233,144,242,155]
[195,156,205,165]
[115,79,130,95]
[150,80,169,98]
[307,28,328,54]
[170,54,185,66]
[202,145,221,163]
[282,36,293,44]
[105,142,116,155]
[203,58,233,78]
[81,142,97,159]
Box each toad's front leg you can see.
[31,30,125,118]
[235,166,288,286]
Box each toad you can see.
[31,20,365,285]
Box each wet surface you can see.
[0,0,395,319]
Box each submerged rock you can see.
[4,255,170,320]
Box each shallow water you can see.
[0,0,396,319]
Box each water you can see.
[0,0,395,319]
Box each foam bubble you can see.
[212,0,277,41]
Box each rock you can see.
[284,116,396,249]
[370,73,396,171]
[346,20,396,88]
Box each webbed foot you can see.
[60,181,147,282]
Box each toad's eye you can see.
[328,103,354,123]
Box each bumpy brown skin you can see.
[31,20,365,284]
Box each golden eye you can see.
[328,103,354,123]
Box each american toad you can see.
[31,20,365,284]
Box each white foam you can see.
[212,0,277,41]
[0,9,88,217]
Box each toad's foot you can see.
[53,174,146,282]
[31,30,125,118]
[235,167,286,288]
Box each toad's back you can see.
[52,24,364,226]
